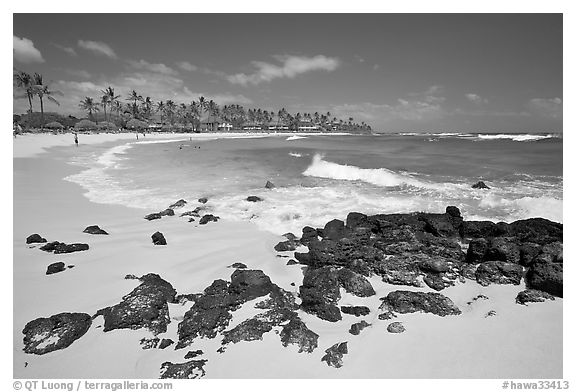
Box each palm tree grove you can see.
[13,69,373,134]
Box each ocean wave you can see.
[289,152,302,158]
[302,154,433,189]
[473,133,558,142]
[286,136,307,141]
[395,132,560,142]
[477,194,563,223]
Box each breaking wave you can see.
[302,154,432,189]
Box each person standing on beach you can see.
[74,132,78,147]
[136,132,139,140]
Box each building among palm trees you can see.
[218,122,233,131]
[200,114,220,132]
[297,120,319,131]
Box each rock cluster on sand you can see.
[26,233,47,244]
[321,342,348,368]
[96,273,177,335]
[83,225,108,235]
[199,214,220,225]
[40,241,89,254]
[293,207,562,300]
[46,262,66,275]
[176,269,318,353]
[22,312,92,355]
[151,231,167,245]
[246,196,263,202]
[21,205,562,377]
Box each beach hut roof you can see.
[126,119,149,129]
[74,119,98,130]
[45,121,64,129]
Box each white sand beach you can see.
[12,133,563,380]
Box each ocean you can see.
[65,133,563,235]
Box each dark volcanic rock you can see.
[176,269,299,349]
[321,342,348,368]
[516,289,556,305]
[229,262,247,269]
[526,261,563,297]
[337,268,376,297]
[144,213,162,221]
[159,208,175,217]
[349,320,370,335]
[508,218,562,245]
[83,225,108,235]
[180,210,200,218]
[421,213,460,238]
[300,226,319,246]
[341,305,370,317]
[199,214,220,225]
[221,318,274,345]
[184,350,204,359]
[381,290,461,316]
[140,337,160,349]
[198,197,208,204]
[460,220,499,239]
[177,280,233,348]
[280,318,319,353]
[246,196,263,202]
[22,312,92,355]
[169,199,187,209]
[151,231,167,245]
[39,241,89,254]
[445,206,461,218]
[274,238,299,252]
[466,238,488,263]
[287,259,298,266]
[300,266,342,322]
[472,181,490,189]
[475,261,523,286]
[419,258,450,273]
[387,321,405,333]
[536,242,563,264]
[423,273,452,291]
[264,181,276,189]
[26,234,47,244]
[96,273,176,335]
[46,262,66,275]
[485,237,521,264]
[160,360,207,379]
[323,219,348,241]
[159,338,174,349]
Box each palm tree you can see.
[101,86,120,123]
[79,97,100,123]
[156,101,165,126]
[100,93,110,124]
[127,90,143,118]
[142,97,154,120]
[165,100,176,129]
[14,70,35,127]
[32,74,62,130]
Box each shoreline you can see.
[12,136,563,379]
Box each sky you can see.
[13,13,563,132]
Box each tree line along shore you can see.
[13,69,373,134]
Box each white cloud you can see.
[52,43,77,56]
[78,40,117,59]
[227,54,340,85]
[528,97,562,120]
[127,59,178,76]
[13,35,44,64]
[176,61,198,72]
[465,93,488,105]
